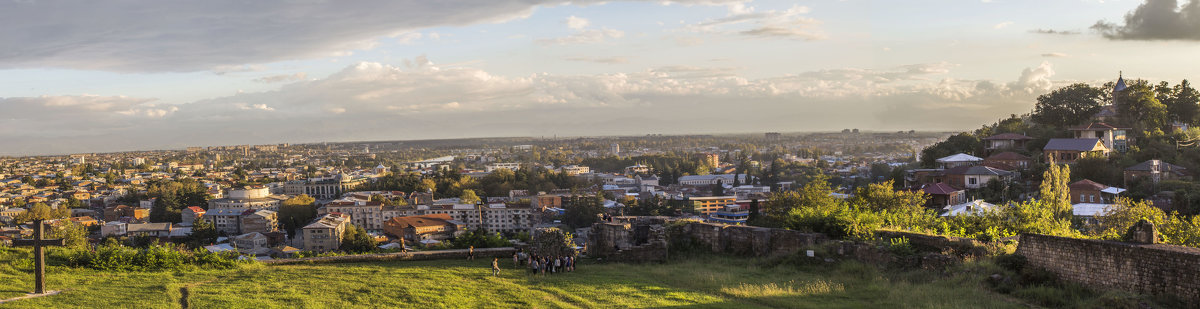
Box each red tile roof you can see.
[1069,179,1109,191]
[922,183,960,195]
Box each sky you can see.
[3,0,1200,155]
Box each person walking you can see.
[492,258,500,276]
[554,256,561,274]
[530,259,538,275]
[513,252,520,267]
[468,246,475,260]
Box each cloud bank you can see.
[0,0,738,72]
[0,58,1063,155]
[1092,0,1200,40]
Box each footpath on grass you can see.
[263,247,517,265]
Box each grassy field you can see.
[0,247,1157,308]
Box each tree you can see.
[278,195,318,236]
[459,189,481,204]
[189,218,220,246]
[1118,83,1170,132]
[47,221,90,250]
[340,224,377,253]
[848,180,927,212]
[747,199,761,226]
[1030,83,1106,127]
[417,178,437,193]
[1039,160,1072,219]
[15,203,67,224]
[563,191,605,228]
[1167,80,1200,126]
[919,133,982,168]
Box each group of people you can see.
[514,251,575,276]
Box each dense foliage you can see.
[51,242,246,271]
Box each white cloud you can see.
[565,56,630,64]
[253,73,308,83]
[994,21,1013,29]
[687,4,824,40]
[566,16,591,30]
[0,58,1069,155]
[537,28,625,45]
[1041,52,1069,58]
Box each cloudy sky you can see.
[3,0,1200,155]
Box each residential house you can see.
[382,214,464,242]
[68,216,99,227]
[182,206,206,226]
[935,153,983,169]
[1043,138,1109,164]
[983,151,1033,170]
[922,183,965,208]
[1124,159,1190,186]
[302,213,350,252]
[127,223,173,238]
[1068,122,1130,153]
[983,133,1033,154]
[240,209,279,234]
[232,232,272,256]
[944,165,1015,189]
[1068,179,1108,204]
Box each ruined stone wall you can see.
[676,222,827,257]
[1016,234,1200,304]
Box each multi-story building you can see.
[689,196,736,215]
[678,174,751,186]
[208,186,287,210]
[485,163,522,173]
[383,214,464,241]
[241,209,279,234]
[558,165,591,176]
[284,174,366,200]
[303,213,350,252]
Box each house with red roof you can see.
[922,183,965,208]
[983,151,1033,170]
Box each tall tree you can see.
[279,195,317,236]
[1168,80,1200,126]
[1039,159,1073,219]
[1030,83,1107,127]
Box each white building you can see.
[485,163,522,173]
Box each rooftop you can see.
[1043,138,1106,152]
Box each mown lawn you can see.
[0,247,1051,308]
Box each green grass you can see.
[0,247,1155,308]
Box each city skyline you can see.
[3,0,1200,155]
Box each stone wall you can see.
[1016,234,1200,304]
[674,222,827,257]
[265,247,517,265]
[587,218,669,262]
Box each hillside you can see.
[0,248,1038,309]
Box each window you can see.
[1080,194,1086,202]
[968,178,977,185]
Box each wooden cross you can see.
[12,219,65,294]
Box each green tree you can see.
[340,224,377,253]
[459,189,481,204]
[1039,160,1072,219]
[564,191,605,228]
[1118,83,1170,132]
[849,180,928,212]
[1167,80,1200,126]
[48,221,90,249]
[278,195,318,236]
[919,133,981,168]
[188,218,220,247]
[1030,83,1106,127]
